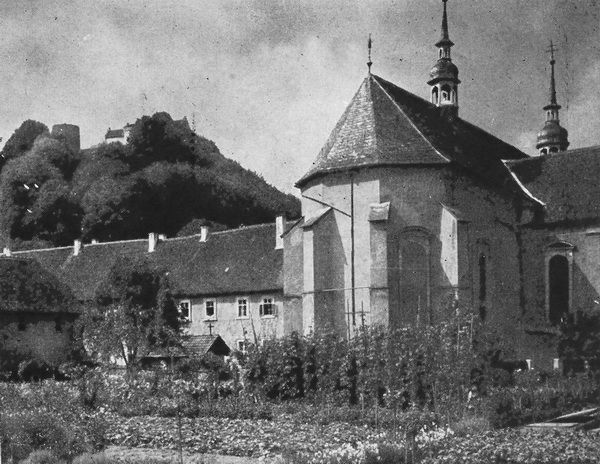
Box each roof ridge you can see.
[13,245,73,254]
[210,222,274,236]
[371,75,449,163]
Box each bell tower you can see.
[427,0,460,116]
[536,41,569,155]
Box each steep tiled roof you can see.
[0,257,77,313]
[297,74,532,201]
[12,223,283,301]
[507,145,600,224]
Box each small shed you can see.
[141,334,231,368]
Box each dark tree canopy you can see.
[0,136,81,246]
[0,120,49,171]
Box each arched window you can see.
[550,146,558,153]
[441,84,450,102]
[541,148,548,155]
[548,255,569,325]
[439,49,443,58]
[432,87,439,105]
[545,242,573,326]
[399,230,430,325]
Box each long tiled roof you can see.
[12,223,284,301]
[507,145,600,224]
[297,74,532,201]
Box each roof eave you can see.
[296,161,449,189]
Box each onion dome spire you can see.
[428,0,460,116]
[536,40,569,155]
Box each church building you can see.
[283,0,600,369]
[6,1,600,370]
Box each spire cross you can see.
[367,33,373,74]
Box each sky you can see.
[0,0,598,194]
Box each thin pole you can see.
[350,175,356,326]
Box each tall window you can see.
[432,87,439,105]
[179,300,191,322]
[237,298,248,318]
[205,300,216,320]
[441,84,451,102]
[478,253,487,321]
[548,255,569,325]
[400,240,429,323]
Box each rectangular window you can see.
[237,298,248,318]
[179,300,191,322]
[259,297,275,317]
[205,300,216,320]
[237,340,248,354]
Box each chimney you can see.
[3,247,11,257]
[158,234,167,241]
[275,215,285,250]
[200,226,209,242]
[73,239,82,256]
[148,232,159,252]
[91,239,99,244]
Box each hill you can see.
[0,113,300,249]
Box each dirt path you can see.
[105,446,280,463]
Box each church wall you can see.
[379,166,448,327]
[300,171,381,335]
[520,225,600,370]
[378,165,523,342]
[283,224,304,335]
[442,169,523,337]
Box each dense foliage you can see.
[0,114,300,248]
[76,257,181,373]
[559,308,600,373]
[245,320,474,420]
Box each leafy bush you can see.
[0,381,107,462]
[245,317,474,420]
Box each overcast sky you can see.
[0,0,598,193]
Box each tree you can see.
[77,257,182,375]
[0,136,81,246]
[126,112,211,168]
[0,120,49,172]
[79,175,153,241]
